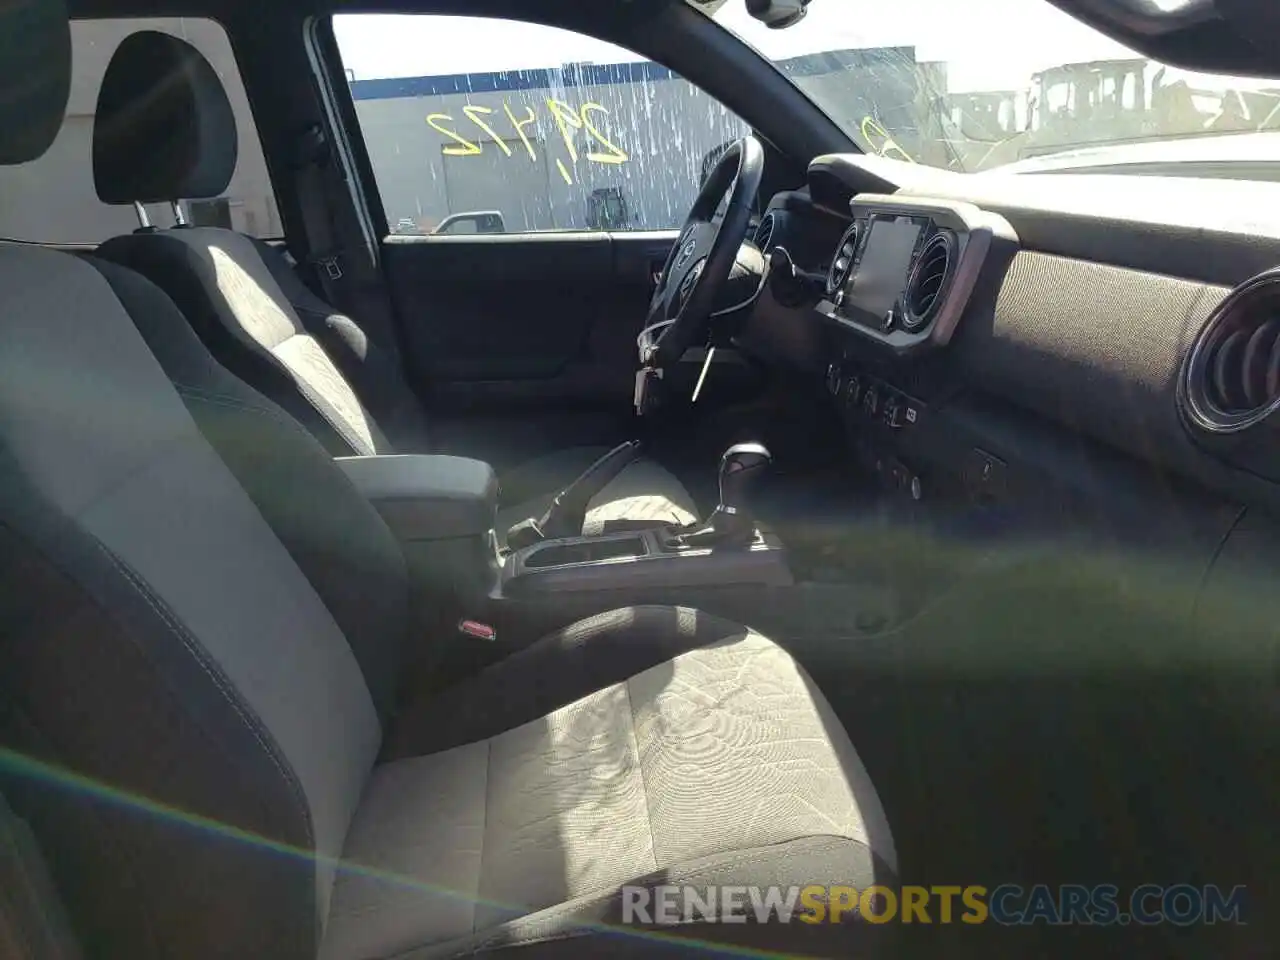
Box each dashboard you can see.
[733,152,1278,953]
[742,152,1280,523]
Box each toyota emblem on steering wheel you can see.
[674,238,698,271]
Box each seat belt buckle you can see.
[320,256,343,281]
[458,619,497,642]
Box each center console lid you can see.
[335,455,498,541]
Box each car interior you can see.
[0,0,1275,958]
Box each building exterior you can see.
[350,47,940,234]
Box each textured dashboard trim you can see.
[954,251,1230,478]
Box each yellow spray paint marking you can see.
[861,116,916,163]
[462,105,512,157]
[427,100,632,182]
[546,97,584,169]
[581,103,629,164]
[427,113,481,156]
[503,102,539,160]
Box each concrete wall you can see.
[0,18,280,243]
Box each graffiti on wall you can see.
[427,99,630,185]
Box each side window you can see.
[0,18,279,244]
[333,15,750,235]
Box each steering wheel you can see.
[645,135,765,369]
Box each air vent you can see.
[1181,270,1280,433]
[902,231,955,332]
[753,213,777,252]
[826,222,861,297]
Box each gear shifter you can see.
[671,442,773,549]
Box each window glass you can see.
[0,18,280,243]
[333,15,751,235]
[695,0,1280,174]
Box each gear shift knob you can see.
[667,443,772,550]
[719,442,773,511]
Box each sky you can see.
[333,0,1271,95]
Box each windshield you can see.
[698,0,1280,172]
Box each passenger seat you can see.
[90,30,697,538]
[0,4,898,958]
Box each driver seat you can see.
[91,31,697,538]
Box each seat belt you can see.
[290,122,404,367]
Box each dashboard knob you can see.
[843,376,862,407]
[825,362,842,396]
[863,385,879,415]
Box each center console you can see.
[337,446,794,653]
[504,526,789,598]
[335,454,503,609]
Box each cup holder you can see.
[522,536,647,569]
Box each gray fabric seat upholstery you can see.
[0,4,897,958]
[0,791,82,960]
[89,30,696,538]
[326,609,896,960]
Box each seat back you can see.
[92,31,429,457]
[0,7,410,956]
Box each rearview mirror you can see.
[745,0,810,30]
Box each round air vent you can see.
[826,222,861,297]
[902,231,955,332]
[753,212,777,252]
[1181,270,1280,433]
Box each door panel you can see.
[384,230,678,412]
[334,13,743,427]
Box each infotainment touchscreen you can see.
[844,217,923,324]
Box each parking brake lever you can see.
[506,441,644,549]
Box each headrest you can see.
[0,0,71,165]
[93,30,238,204]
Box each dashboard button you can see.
[883,395,903,428]
[862,385,879,416]
[825,362,842,397]
[843,376,862,407]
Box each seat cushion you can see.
[324,608,897,960]
[495,447,699,542]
